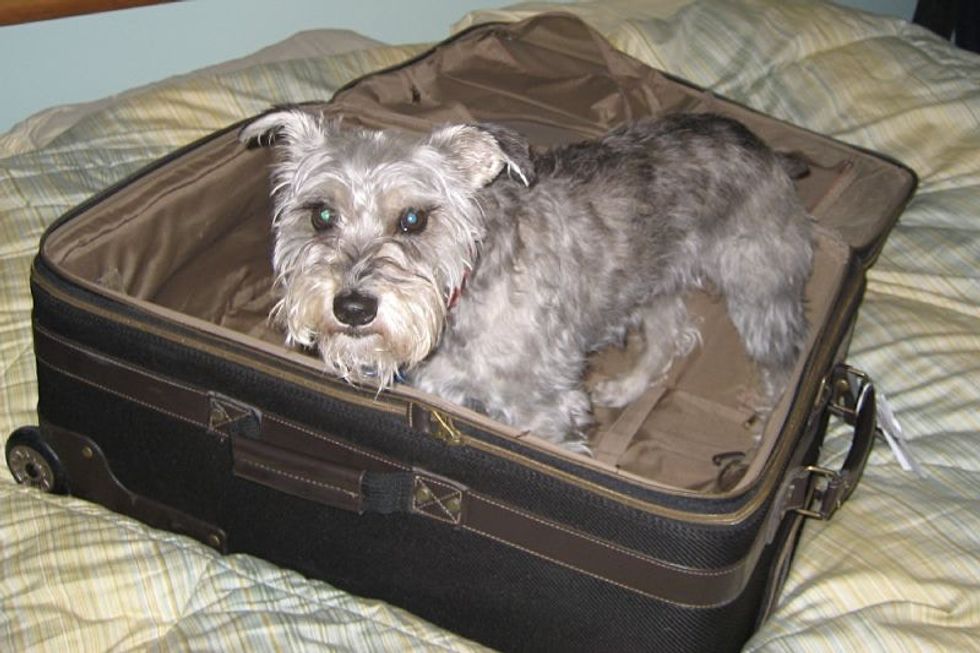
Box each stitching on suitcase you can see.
[413,477,462,525]
[263,414,411,472]
[238,459,359,499]
[473,493,744,579]
[36,354,206,429]
[37,326,207,398]
[208,400,248,430]
[461,523,731,608]
[414,495,457,523]
[39,328,407,471]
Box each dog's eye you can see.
[398,208,428,234]
[310,205,337,232]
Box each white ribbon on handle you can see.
[876,390,927,478]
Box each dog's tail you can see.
[777,151,811,180]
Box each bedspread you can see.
[2,1,977,650]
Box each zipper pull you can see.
[409,403,466,446]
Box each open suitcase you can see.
[7,14,916,652]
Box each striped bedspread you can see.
[1,1,977,650]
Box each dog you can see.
[240,111,813,454]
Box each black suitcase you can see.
[6,14,915,652]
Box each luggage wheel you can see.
[5,426,69,494]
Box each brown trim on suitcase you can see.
[31,324,875,608]
[32,325,756,605]
[233,436,365,513]
[459,490,760,608]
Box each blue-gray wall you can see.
[836,0,918,20]
[0,0,499,133]
[0,0,918,134]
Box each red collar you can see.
[447,270,470,310]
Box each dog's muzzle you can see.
[333,289,378,328]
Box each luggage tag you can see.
[875,390,927,478]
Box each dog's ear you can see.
[239,108,328,158]
[427,123,536,189]
[475,123,536,187]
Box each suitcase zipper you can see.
[30,268,408,418]
[33,253,867,523]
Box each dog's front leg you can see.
[516,387,594,455]
[411,357,593,455]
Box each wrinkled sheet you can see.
[2,1,977,650]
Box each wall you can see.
[834,0,918,20]
[0,0,499,133]
[0,0,918,134]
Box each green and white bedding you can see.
[2,1,977,650]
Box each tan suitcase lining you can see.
[42,121,856,494]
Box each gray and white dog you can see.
[240,110,813,454]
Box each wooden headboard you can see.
[0,0,175,26]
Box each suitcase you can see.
[6,14,916,652]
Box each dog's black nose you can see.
[333,290,378,327]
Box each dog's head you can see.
[240,109,533,388]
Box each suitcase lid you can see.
[315,12,916,266]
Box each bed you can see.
[1,1,977,650]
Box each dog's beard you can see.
[274,264,447,389]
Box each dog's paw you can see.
[591,375,648,408]
[560,439,594,457]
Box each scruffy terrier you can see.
[240,111,813,454]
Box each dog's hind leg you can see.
[591,296,700,408]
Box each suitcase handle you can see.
[777,364,876,524]
[232,429,463,520]
[215,392,424,516]
[216,392,470,523]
